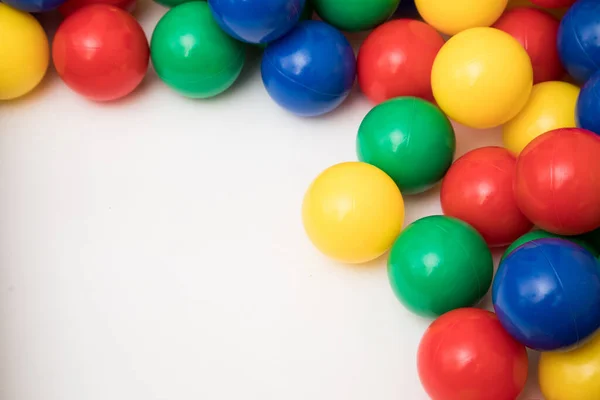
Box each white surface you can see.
[0,3,543,399]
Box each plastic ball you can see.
[0,4,49,100]
[493,7,563,84]
[3,0,66,13]
[577,71,600,136]
[418,308,528,400]
[493,238,600,351]
[59,0,135,16]
[441,147,532,247]
[540,332,600,400]
[357,97,455,194]
[302,162,405,264]
[431,27,533,129]
[531,0,576,8]
[558,0,600,83]
[503,81,579,155]
[507,0,568,19]
[357,19,445,104]
[502,230,600,261]
[52,5,148,102]
[387,215,493,317]
[515,128,600,235]
[151,1,245,99]
[312,0,399,32]
[262,20,356,117]
[415,0,508,36]
[208,0,305,44]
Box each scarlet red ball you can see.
[515,128,600,235]
[493,7,563,84]
[58,0,135,16]
[441,146,532,247]
[417,308,529,400]
[52,4,149,101]
[357,19,445,104]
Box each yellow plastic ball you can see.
[431,27,533,129]
[415,0,508,36]
[0,4,49,100]
[539,332,600,400]
[302,162,405,264]
[503,81,579,155]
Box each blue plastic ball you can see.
[492,238,600,351]
[557,0,600,84]
[577,71,600,136]
[3,0,66,12]
[208,0,305,44]
[261,20,356,117]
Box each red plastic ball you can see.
[515,128,600,235]
[530,0,576,7]
[493,7,563,84]
[418,308,529,400]
[441,147,533,247]
[357,19,445,104]
[59,0,135,17]
[52,5,149,102]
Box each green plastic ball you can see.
[387,215,493,318]
[152,0,200,10]
[150,1,246,99]
[502,230,600,262]
[357,97,456,195]
[312,0,399,32]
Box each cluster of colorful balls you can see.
[2,0,600,397]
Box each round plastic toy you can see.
[540,332,600,400]
[3,0,66,12]
[208,0,305,44]
[53,5,149,102]
[151,1,245,99]
[431,27,533,129]
[262,20,356,117]
[577,71,600,136]
[558,0,600,83]
[0,4,49,100]
[357,97,455,194]
[531,0,576,8]
[59,0,135,16]
[415,0,508,36]
[312,0,399,32]
[503,81,579,154]
[418,308,528,400]
[493,238,600,351]
[515,128,600,235]
[502,230,600,261]
[357,19,445,104]
[387,215,493,317]
[441,147,532,247]
[302,162,405,264]
[493,7,563,84]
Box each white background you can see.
[0,2,544,399]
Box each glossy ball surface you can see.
[58,0,135,16]
[415,0,508,36]
[208,0,305,44]
[502,230,600,261]
[515,128,600,235]
[357,97,455,195]
[357,19,445,104]
[302,162,405,264]
[431,27,533,129]
[441,147,532,247]
[262,20,356,117]
[0,4,49,100]
[493,238,600,351]
[312,0,399,32]
[577,71,600,136]
[387,215,493,317]
[53,5,148,101]
[3,0,66,12]
[558,0,600,83]
[503,81,579,155]
[418,308,529,400]
[151,1,245,99]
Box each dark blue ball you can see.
[208,0,305,44]
[3,0,66,12]
[576,71,600,136]
[557,0,600,84]
[492,238,600,351]
[261,20,356,117]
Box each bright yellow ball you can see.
[302,162,405,264]
[0,4,49,100]
[539,332,600,400]
[431,27,533,129]
[503,81,579,155]
[415,0,508,36]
